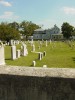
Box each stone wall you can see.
[0,66,75,100]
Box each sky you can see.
[0,0,75,29]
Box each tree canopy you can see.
[0,21,40,41]
[61,22,74,39]
[20,21,40,37]
[0,22,20,42]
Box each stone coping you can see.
[0,65,75,78]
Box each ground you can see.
[5,41,75,68]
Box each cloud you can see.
[0,0,12,7]
[0,11,19,19]
[63,7,75,15]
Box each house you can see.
[33,25,63,40]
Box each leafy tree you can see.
[0,22,20,42]
[20,21,40,37]
[61,22,74,39]
[8,21,20,31]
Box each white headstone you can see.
[32,44,35,52]
[32,61,36,67]
[50,39,52,44]
[43,65,47,68]
[0,46,5,65]
[46,40,47,47]
[38,46,40,49]
[9,40,14,46]
[43,51,46,56]
[11,46,16,60]
[21,44,28,56]
[16,50,20,58]
[38,53,42,60]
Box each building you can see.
[33,25,63,40]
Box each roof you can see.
[34,28,45,32]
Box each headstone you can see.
[43,51,46,56]
[30,39,34,46]
[21,44,28,56]
[11,46,16,60]
[43,65,47,68]
[0,46,5,65]
[40,41,42,47]
[32,44,35,52]
[21,46,23,49]
[41,53,43,59]
[46,40,47,47]
[16,50,20,58]
[50,39,52,44]
[32,61,36,67]
[7,42,9,45]
[38,46,40,49]
[13,41,15,45]
[9,40,14,46]
[38,53,42,60]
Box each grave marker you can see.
[0,46,5,65]
[11,46,16,60]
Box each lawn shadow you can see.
[72,57,75,62]
[5,58,11,60]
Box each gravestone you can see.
[38,46,40,49]
[40,41,42,47]
[11,46,17,60]
[0,46,5,65]
[38,53,42,60]
[30,39,34,46]
[16,50,20,58]
[21,44,28,56]
[43,51,46,56]
[41,53,43,59]
[46,40,47,47]
[32,44,35,52]
[9,40,14,46]
[32,61,36,67]
[43,65,47,68]
[50,39,52,44]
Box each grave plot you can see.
[4,41,75,68]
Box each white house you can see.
[33,25,63,40]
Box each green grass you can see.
[4,41,75,68]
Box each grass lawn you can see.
[5,41,75,68]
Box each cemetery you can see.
[1,40,75,68]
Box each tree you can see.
[8,21,20,31]
[20,21,40,37]
[0,22,20,42]
[61,22,74,39]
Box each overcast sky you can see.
[0,0,75,29]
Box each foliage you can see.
[0,22,20,42]
[0,21,40,41]
[20,21,40,37]
[61,22,74,39]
